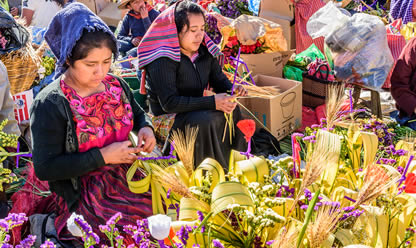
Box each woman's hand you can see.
[215,93,237,114]
[100,141,140,164]
[234,85,248,97]
[137,126,156,153]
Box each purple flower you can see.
[212,239,225,248]
[99,224,111,233]
[107,212,122,226]
[5,213,27,228]
[193,245,201,248]
[342,206,355,212]
[1,244,13,248]
[167,189,171,199]
[300,205,308,210]
[40,240,56,248]
[304,188,312,200]
[74,217,100,244]
[302,135,316,142]
[176,226,190,245]
[266,240,275,246]
[397,166,404,174]
[16,235,36,248]
[197,211,204,222]
[0,219,9,232]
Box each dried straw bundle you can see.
[306,204,342,248]
[272,228,298,248]
[290,130,340,213]
[354,164,400,207]
[152,164,195,199]
[325,84,346,129]
[169,126,199,177]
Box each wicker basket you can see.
[0,44,43,95]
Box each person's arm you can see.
[146,57,216,113]
[0,62,20,135]
[391,37,416,116]
[142,9,159,31]
[117,16,133,43]
[209,56,233,93]
[30,98,105,181]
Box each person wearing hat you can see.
[117,0,159,57]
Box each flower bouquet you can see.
[216,0,252,19]
[220,15,287,65]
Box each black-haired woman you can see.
[30,2,156,243]
[22,0,71,28]
[138,0,247,169]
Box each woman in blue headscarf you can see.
[30,2,156,244]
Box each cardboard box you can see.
[77,0,122,27]
[259,0,294,22]
[239,75,302,140]
[239,50,294,78]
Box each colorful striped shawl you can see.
[137,2,221,70]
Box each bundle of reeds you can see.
[306,204,342,248]
[353,163,400,207]
[169,126,199,177]
[223,70,281,98]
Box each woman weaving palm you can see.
[138,0,248,169]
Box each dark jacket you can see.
[117,9,159,44]
[145,45,233,116]
[391,37,416,117]
[30,74,152,212]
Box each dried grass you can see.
[306,204,342,248]
[354,164,400,207]
[272,228,298,248]
[325,84,346,129]
[169,126,199,177]
[152,165,195,199]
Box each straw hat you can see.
[118,0,133,9]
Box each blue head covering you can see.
[44,2,118,78]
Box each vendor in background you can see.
[139,0,247,169]
[21,0,69,28]
[117,0,159,57]
[0,0,23,17]
[31,2,156,244]
[0,61,20,136]
[391,37,416,130]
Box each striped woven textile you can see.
[137,2,221,69]
[295,0,325,54]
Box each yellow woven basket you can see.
[0,43,43,95]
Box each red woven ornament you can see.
[237,119,255,142]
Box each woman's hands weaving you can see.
[137,126,156,153]
[215,93,237,114]
[100,127,155,164]
[100,141,141,164]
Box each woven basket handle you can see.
[312,63,330,81]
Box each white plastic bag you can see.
[307,2,393,89]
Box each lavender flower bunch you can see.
[74,216,100,248]
[0,213,28,244]
[216,0,252,19]
[123,219,156,248]
[99,212,123,248]
[205,14,222,44]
